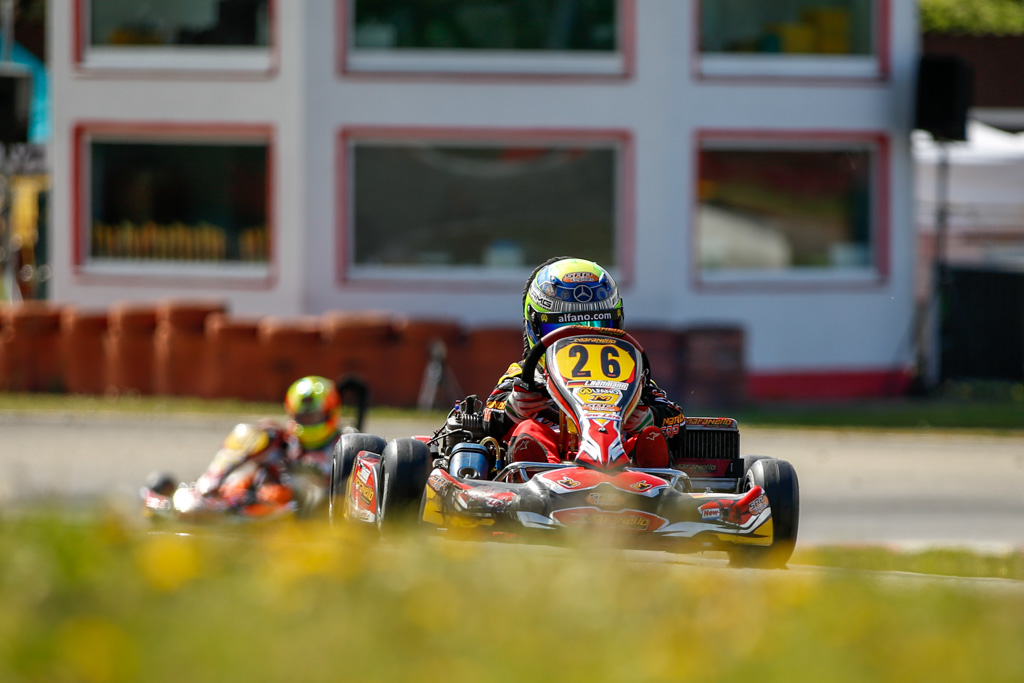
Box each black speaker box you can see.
[0,69,31,145]
[915,54,973,142]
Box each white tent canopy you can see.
[915,120,1024,232]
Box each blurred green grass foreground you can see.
[2,512,1023,683]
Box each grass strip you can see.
[1,509,1022,683]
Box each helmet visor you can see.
[294,410,327,427]
[533,309,623,339]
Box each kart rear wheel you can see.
[729,457,800,569]
[377,438,432,532]
[329,433,387,527]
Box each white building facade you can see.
[48,0,920,400]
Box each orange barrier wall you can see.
[154,300,227,396]
[205,314,266,402]
[388,318,463,408]
[62,308,109,395]
[321,311,396,406]
[0,301,748,410]
[0,303,64,392]
[258,317,325,403]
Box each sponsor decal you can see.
[553,508,665,531]
[686,417,737,428]
[582,407,621,416]
[562,271,600,284]
[630,480,653,492]
[567,380,630,390]
[557,476,582,489]
[576,388,619,404]
[550,311,615,325]
[586,491,626,509]
[662,415,685,426]
[355,481,374,506]
[356,465,371,485]
[572,285,594,302]
[427,471,448,492]
[700,504,721,521]
[749,494,768,515]
[681,463,720,472]
[568,336,617,345]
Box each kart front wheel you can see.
[729,457,800,569]
[377,438,432,532]
[329,433,387,527]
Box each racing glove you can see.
[623,404,655,434]
[506,383,548,423]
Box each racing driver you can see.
[483,256,685,468]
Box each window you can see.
[79,129,271,279]
[699,0,883,79]
[697,135,885,285]
[343,132,627,281]
[345,0,628,76]
[79,0,272,72]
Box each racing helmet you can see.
[284,376,341,450]
[523,257,623,350]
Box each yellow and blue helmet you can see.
[523,257,623,350]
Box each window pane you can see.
[698,148,873,272]
[89,141,268,263]
[90,0,269,47]
[352,0,616,51]
[352,143,617,270]
[700,0,874,56]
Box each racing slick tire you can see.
[736,455,768,492]
[729,457,800,569]
[329,433,387,527]
[377,438,432,532]
[145,471,178,496]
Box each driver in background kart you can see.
[284,375,345,481]
[483,257,684,468]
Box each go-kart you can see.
[142,376,370,523]
[331,326,800,567]
[142,422,327,523]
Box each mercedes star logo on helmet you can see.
[573,285,594,302]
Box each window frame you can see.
[337,0,636,80]
[72,121,277,288]
[693,0,891,83]
[336,126,635,290]
[692,129,891,291]
[73,0,279,76]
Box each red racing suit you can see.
[482,360,685,467]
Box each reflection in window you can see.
[351,142,617,270]
[698,147,874,274]
[88,141,268,264]
[89,0,269,47]
[352,0,616,51]
[700,0,874,56]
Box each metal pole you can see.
[925,141,952,390]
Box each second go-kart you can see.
[331,326,800,568]
[142,422,327,523]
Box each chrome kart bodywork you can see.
[419,461,774,552]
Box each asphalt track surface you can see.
[2,410,1023,551]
